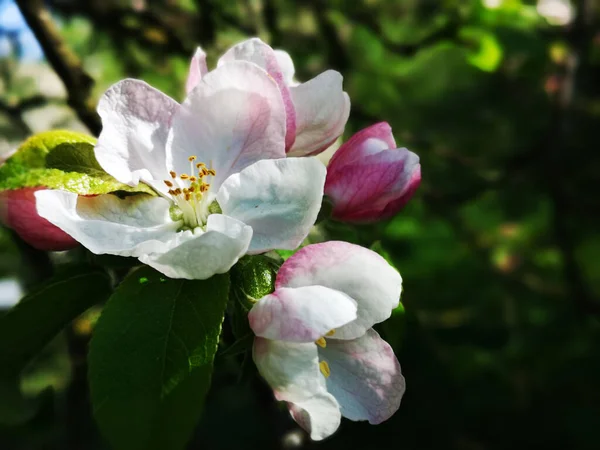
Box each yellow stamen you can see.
[196,162,205,169]
[319,361,331,378]
[326,329,336,337]
[315,337,327,348]
[188,155,197,161]
[180,174,189,180]
[164,180,173,187]
[169,171,177,178]
[189,176,197,182]
[207,169,216,176]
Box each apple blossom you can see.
[36,61,326,280]
[248,241,405,440]
[185,38,350,157]
[0,187,77,251]
[324,122,421,223]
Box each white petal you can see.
[287,71,350,157]
[139,214,252,280]
[217,158,325,254]
[253,338,341,440]
[185,47,208,94]
[35,190,178,256]
[167,61,286,194]
[276,241,401,339]
[248,286,357,342]
[253,338,325,401]
[274,49,296,86]
[319,329,405,424]
[288,393,341,441]
[95,79,178,187]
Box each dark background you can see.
[1,0,600,449]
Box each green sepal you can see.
[227,255,279,339]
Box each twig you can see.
[0,99,33,135]
[0,95,66,135]
[308,0,349,71]
[15,0,101,135]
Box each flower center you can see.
[315,329,336,348]
[164,155,217,230]
[319,361,331,378]
[316,329,336,379]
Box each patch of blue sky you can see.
[0,0,44,61]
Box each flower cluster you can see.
[1,38,421,439]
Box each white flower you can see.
[248,241,406,440]
[186,38,351,157]
[36,61,326,280]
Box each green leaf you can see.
[0,130,154,195]
[459,27,503,72]
[0,265,112,378]
[0,265,112,424]
[89,267,230,450]
[0,378,40,425]
[2,130,95,173]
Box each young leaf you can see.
[0,130,153,195]
[0,265,112,378]
[88,267,230,450]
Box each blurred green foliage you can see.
[1,0,600,449]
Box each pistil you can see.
[163,155,216,229]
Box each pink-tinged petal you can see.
[0,187,78,251]
[139,214,252,280]
[249,286,357,342]
[318,329,405,424]
[328,122,396,168]
[274,49,296,86]
[287,71,350,157]
[325,144,421,223]
[95,79,178,189]
[35,190,178,256]
[218,38,297,151]
[253,338,326,401]
[276,241,401,340]
[167,61,286,194]
[217,157,325,254]
[185,47,208,94]
[287,393,341,441]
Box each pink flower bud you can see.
[0,187,78,251]
[324,122,421,223]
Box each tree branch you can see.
[543,0,600,314]
[15,0,101,135]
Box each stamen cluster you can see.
[163,155,217,229]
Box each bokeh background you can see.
[1,0,600,449]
